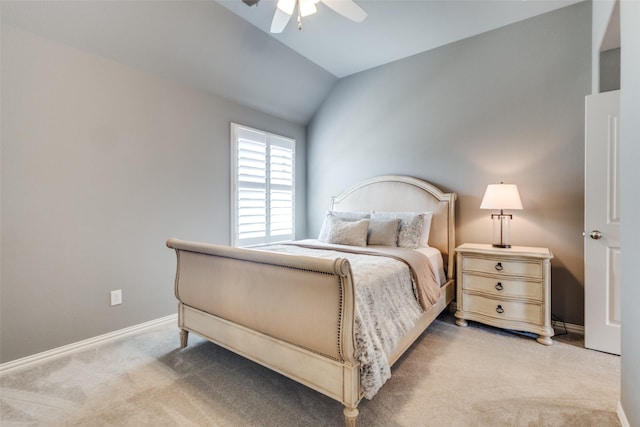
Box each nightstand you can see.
[455,243,554,345]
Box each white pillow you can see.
[419,212,434,246]
[323,217,370,247]
[367,218,400,246]
[318,211,370,241]
[370,212,433,248]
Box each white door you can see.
[584,90,621,355]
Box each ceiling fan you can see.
[243,0,367,33]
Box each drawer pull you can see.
[495,262,504,271]
[496,305,504,314]
[495,282,503,291]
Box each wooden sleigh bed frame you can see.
[166,175,457,426]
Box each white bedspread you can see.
[263,243,432,399]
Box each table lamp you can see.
[480,183,523,248]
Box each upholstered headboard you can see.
[330,175,457,281]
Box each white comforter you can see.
[264,242,436,399]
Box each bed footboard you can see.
[166,238,362,424]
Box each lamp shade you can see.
[480,184,523,210]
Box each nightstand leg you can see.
[455,318,468,327]
[536,335,553,346]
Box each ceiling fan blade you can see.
[270,7,293,33]
[320,0,367,22]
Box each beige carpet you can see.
[0,312,620,426]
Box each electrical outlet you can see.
[110,289,122,306]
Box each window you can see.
[231,123,295,247]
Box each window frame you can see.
[230,123,296,247]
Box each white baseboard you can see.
[618,401,630,427]
[0,314,177,377]
[553,321,584,335]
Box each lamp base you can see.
[491,213,513,248]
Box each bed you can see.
[166,175,456,426]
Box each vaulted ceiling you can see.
[219,0,582,78]
[1,0,581,124]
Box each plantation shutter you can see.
[232,123,295,246]
[268,136,294,239]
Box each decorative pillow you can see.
[323,217,370,247]
[367,218,400,246]
[318,211,370,241]
[396,214,424,248]
[370,212,431,248]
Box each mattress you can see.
[415,246,446,286]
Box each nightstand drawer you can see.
[462,274,542,300]
[463,257,542,279]
[463,293,543,325]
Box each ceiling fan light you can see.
[299,0,317,17]
[276,0,296,15]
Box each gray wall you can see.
[307,2,591,325]
[599,48,621,92]
[620,1,640,423]
[0,25,307,363]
